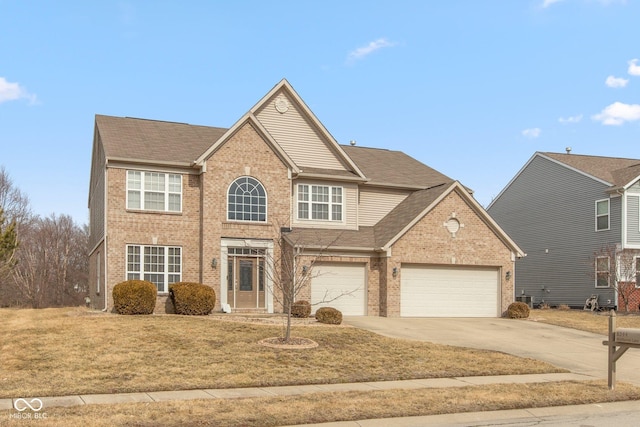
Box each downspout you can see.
[616,188,625,309]
[198,163,205,284]
[102,165,109,312]
[102,238,108,311]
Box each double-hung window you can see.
[297,184,343,221]
[127,171,182,212]
[595,199,610,231]
[126,245,181,293]
[595,256,610,288]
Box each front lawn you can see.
[1,307,563,398]
[529,308,640,335]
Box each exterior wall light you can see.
[392,267,398,278]
[506,271,511,281]
[211,258,218,269]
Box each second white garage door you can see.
[311,263,366,316]
[400,265,499,317]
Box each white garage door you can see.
[311,263,366,316]
[401,265,499,317]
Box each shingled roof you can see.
[543,152,640,188]
[285,183,454,250]
[342,145,452,189]
[95,115,227,165]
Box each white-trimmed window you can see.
[127,171,182,212]
[227,177,267,222]
[126,245,181,293]
[297,184,343,221]
[596,256,610,288]
[635,256,640,288]
[595,199,610,231]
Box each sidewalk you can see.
[0,372,592,411]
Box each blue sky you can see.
[1,0,638,225]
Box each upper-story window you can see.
[228,176,267,222]
[595,199,610,231]
[127,171,182,212]
[297,184,343,221]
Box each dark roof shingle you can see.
[96,115,227,164]
[543,152,640,188]
[342,145,452,188]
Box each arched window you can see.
[227,177,267,222]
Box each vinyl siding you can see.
[255,92,347,171]
[359,187,411,226]
[488,155,617,307]
[627,195,640,246]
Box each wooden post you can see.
[603,310,639,390]
[608,310,616,390]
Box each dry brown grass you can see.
[0,307,564,399]
[528,308,640,335]
[2,381,639,427]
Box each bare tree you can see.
[0,208,18,279]
[0,166,31,225]
[11,214,88,308]
[0,167,29,306]
[593,244,640,312]
[264,228,357,342]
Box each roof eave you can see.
[106,157,199,170]
[294,171,368,183]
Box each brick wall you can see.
[386,189,516,317]
[105,170,202,313]
[201,122,292,311]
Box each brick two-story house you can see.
[88,79,523,317]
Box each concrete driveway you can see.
[343,316,640,387]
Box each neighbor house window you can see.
[227,177,267,222]
[596,256,610,288]
[635,256,640,287]
[126,245,181,293]
[297,184,343,221]
[127,171,182,212]
[596,199,610,231]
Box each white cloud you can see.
[347,38,395,63]
[592,102,640,125]
[522,128,541,138]
[542,0,626,8]
[605,75,629,88]
[628,59,640,76]
[0,77,36,104]
[558,114,583,124]
[542,0,564,8]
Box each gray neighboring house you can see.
[487,151,640,310]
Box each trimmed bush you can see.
[169,282,216,315]
[291,300,311,318]
[113,280,157,315]
[506,301,530,319]
[315,307,343,325]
